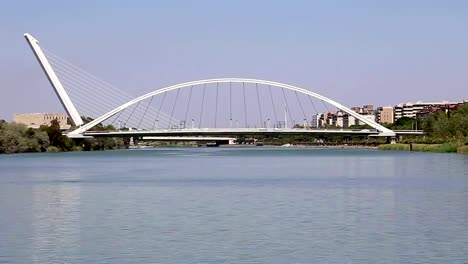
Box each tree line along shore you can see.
[377,103,468,154]
[1,104,467,154]
[0,119,128,154]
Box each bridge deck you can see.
[72,128,400,138]
[142,136,236,142]
[68,128,424,138]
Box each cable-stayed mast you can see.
[24,33,83,126]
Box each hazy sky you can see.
[1,0,467,120]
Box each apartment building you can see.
[394,101,464,120]
[376,106,394,124]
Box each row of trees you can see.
[0,119,128,154]
[419,103,468,143]
[0,120,50,153]
[261,104,468,145]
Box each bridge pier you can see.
[386,136,397,144]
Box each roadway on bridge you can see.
[73,128,424,138]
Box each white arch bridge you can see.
[68,78,396,138]
[24,33,403,141]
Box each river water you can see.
[0,148,467,263]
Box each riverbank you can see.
[378,143,468,153]
[127,143,378,149]
[271,144,378,149]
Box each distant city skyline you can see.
[1,0,468,121]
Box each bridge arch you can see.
[68,78,395,136]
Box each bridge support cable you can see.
[54,75,154,128]
[183,85,193,126]
[168,89,180,129]
[138,97,157,129]
[44,49,176,128]
[123,101,141,128]
[153,92,167,129]
[307,95,319,115]
[215,83,219,128]
[243,82,248,127]
[110,109,125,128]
[281,88,293,127]
[44,52,134,112]
[44,49,128,95]
[45,61,126,117]
[255,83,264,127]
[57,76,118,118]
[58,75,148,127]
[229,82,232,127]
[137,96,154,129]
[294,91,308,125]
[268,85,279,126]
[321,100,331,113]
[199,84,206,128]
[45,58,127,109]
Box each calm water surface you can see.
[0,148,467,263]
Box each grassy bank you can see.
[379,143,467,153]
[457,145,468,154]
[378,144,410,151]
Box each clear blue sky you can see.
[1,0,467,120]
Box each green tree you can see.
[0,119,6,129]
[0,122,50,154]
[40,119,75,151]
[420,103,468,143]
[391,117,414,130]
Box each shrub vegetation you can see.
[0,118,128,154]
